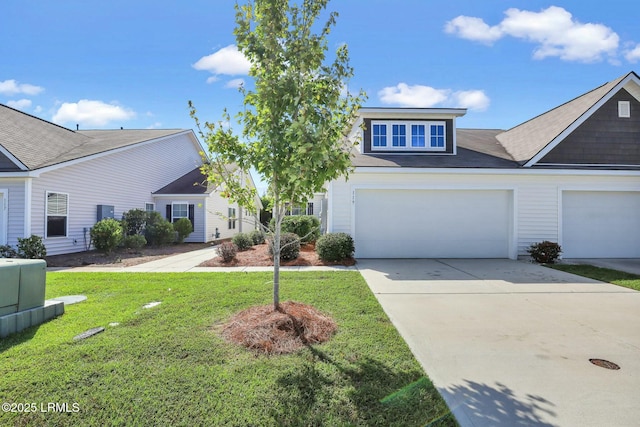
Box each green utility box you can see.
[0,259,47,312]
[0,261,20,316]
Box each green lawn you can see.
[549,264,640,291]
[0,272,456,426]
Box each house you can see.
[0,104,260,255]
[327,71,640,259]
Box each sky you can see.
[2,0,640,190]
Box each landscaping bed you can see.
[199,242,356,267]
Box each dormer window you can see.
[370,121,446,152]
[618,101,631,118]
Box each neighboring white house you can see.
[327,71,640,259]
[0,104,260,255]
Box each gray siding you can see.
[0,152,21,171]
[541,89,640,165]
[31,133,203,255]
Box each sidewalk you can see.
[48,245,356,273]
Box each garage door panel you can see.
[562,191,640,258]
[355,189,511,258]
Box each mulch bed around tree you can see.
[221,301,338,355]
[198,242,356,267]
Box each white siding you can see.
[0,178,27,247]
[153,197,207,243]
[329,170,640,258]
[31,133,203,255]
[206,193,242,240]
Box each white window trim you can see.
[228,207,237,230]
[45,191,69,239]
[171,202,188,222]
[370,121,446,152]
[618,101,631,118]
[145,202,155,212]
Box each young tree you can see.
[190,0,365,311]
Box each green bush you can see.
[146,220,175,246]
[276,215,320,243]
[268,232,300,260]
[232,232,253,251]
[122,234,147,250]
[218,241,237,262]
[0,244,17,258]
[121,208,147,236]
[174,218,193,243]
[17,235,47,259]
[316,233,355,262]
[91,218,123,254]
[527,241,562,264]
[249,229,266,245]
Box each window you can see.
[392,124,406,147]
[372,124,387,147]
[46,192,68,238]
[228,207,237,229]
[430,124,445,148]
[145,202,155,212]
[171,203,188,222]
[411,124,426,147]
[306,202,314,216]
[371,121,446,152]
[619,101,631,118]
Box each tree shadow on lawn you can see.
[270,346,457,426]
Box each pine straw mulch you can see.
[199,242,356,267]
[220,301,338,355]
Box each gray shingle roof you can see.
[153,167,213,195]
[0,104,185,170]
[496,72,632,164]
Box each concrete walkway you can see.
[48,245,356,273]
[357,259,640,427]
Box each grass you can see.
[0,272,456,426]
[548,264,640,291]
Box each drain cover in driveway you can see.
[589,359,620,370]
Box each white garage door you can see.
[354,189,512,258]
[562,191,640,258]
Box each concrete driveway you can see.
[357,259,640,427]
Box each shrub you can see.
[249,229,266,245]
[91,218,123,254]
[218,241,237,262]
[268,232,300,260]
[121,208,147,236]
[528,241,562,264]
[273,215,320,243]
[316,233,355,262]
[17,235,47,259]
[174,218,193,243]
[146,219,175,246]
[0,244,17,258]
[122,234,147,250]
[232,232,253,251]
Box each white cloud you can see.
[0,79,44,96]
[224,78,245,89]
[52,100,136,127]
[193,44,251,77]
[451,90,490,112]
[378,83,450,108]
[378,83,490,111]
[146,122,163,129]
[445,6,619,63]
[444,16,502,45]
[624,44,640,63]
[34,105,43,114]
[6,99,32,110]
[206,76,219,84]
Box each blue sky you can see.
[2,1,639,145]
